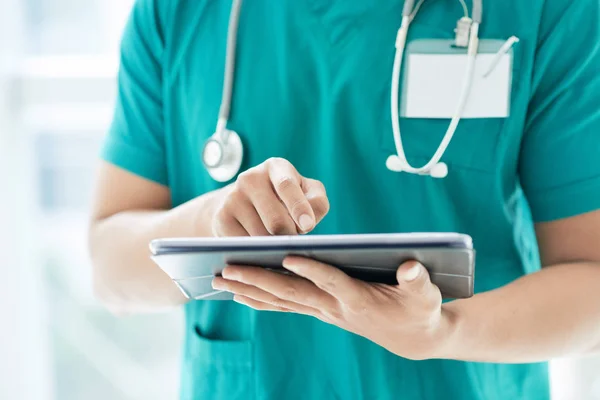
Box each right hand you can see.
[212,158,330,237]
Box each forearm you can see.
[89,189,223,313]
[441,262,600,362]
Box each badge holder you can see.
[401,37,519,120]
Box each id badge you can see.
[401,39,516,119]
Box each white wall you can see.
[0,1,54,398]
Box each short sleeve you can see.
[101,0,169,185]
[519,0,600,223]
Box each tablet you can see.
[150,233,475,300]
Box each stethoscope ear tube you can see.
[388,1,481,178]
[202,0,483,182]
[202,0,245,182]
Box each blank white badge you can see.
[401,39,515,119]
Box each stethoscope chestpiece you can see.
[202,129,244,182]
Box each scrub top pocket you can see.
[379,118,506,174]
[181,325,254,400]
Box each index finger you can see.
[267,159,315,233]
[302,178,330,224]
[282,256,365,306]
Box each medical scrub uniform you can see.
[102,0,600,399]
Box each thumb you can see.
[396,261,431,291]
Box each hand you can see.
[211,158,330,236]
[212,258,457,360]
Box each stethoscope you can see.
[201,0,244,182]
[202,0,483,182]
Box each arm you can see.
[437,0,600,362]
[94,2,328,314]
[210,1,600,362]
[89,159,329,314]
[89,163,224,314]
[442,210,600,362]
[213,212,600,362]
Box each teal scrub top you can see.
[102,1,600,399]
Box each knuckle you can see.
[236,169,261,190]
[266,157,289,168]
[411,279,428,295]
[313,180,326,191]
[212,205,241,237]
[311,196,330,218]
[236,172,251,190]
[275,176,297,192]
[213,204,229,223]
[266,215,291,235]
[251,301,269,311]
[281,285,298,300]
[320,273,339,292]
[211,219,223,237]
[414,275,432,295]
[346,299,367,315]
[290,198,309,216]
[270,297,289,309]
[224,188,243,208]
[427,286,443,310]
[325,308,344,321]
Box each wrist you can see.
[167,186,230,238]
[431,302,465,360]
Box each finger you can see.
[233,295,292,313]
[266,159,316,233]
[232,296,333,324]
[212,211,249,237]
[282,256,365,306]
[212,276,323,315]
[302,178,330,224]
[221,265,339,310]
[239,171,297,235]
[231,195,271,236]
[396,261,435,295]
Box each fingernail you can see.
[282,258,298,271]
[403,263,422,282]
[299,214,314,231]
[221,268,238,280]
[211,279,227,291]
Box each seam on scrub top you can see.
[165,0,211,89]
[524,173,600,196]
[104,135,166,162]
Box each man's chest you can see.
[164,0,534,190]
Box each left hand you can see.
[212,257,457,360]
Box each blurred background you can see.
[0,1,598,399]
[1,1,182,399]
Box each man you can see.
[89,0,600,399]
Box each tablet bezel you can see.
[150,232,472,256]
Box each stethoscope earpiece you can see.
[387,0,482,180]
[386,155,448,179]
[429,162,448,179]
[203,0,482,183]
